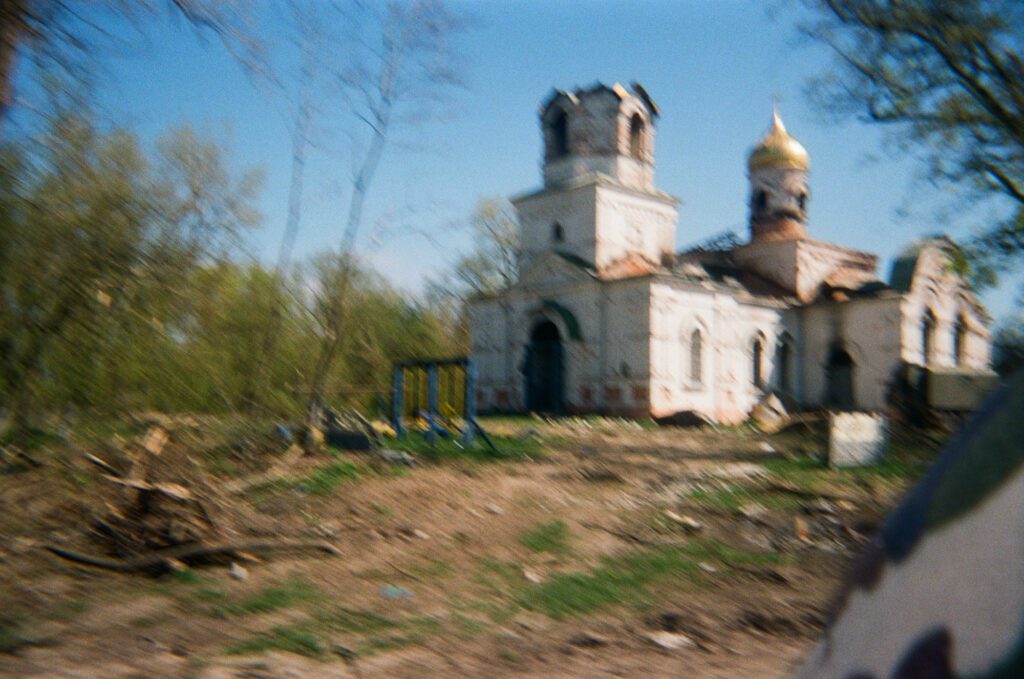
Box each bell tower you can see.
[514,82,679,275]
[747,110,809,242]
[540,82,658,192]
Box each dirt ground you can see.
[0,416,930,678]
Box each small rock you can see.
[229,562,248,581]
[698,561,717,574]
[523,568,543,584]
[332,643,357,660]
[165,558,189,574]
[486,503,504,515]
[379,585,414,600]
[664,510,703,532]
[645,630,695,650]
[758,441,776,453]
[803,499,837,515]
[739,502,769,521]
[513,612,552,632]
[413,529,430,540]
[569,630,609,647]
[794,516,812,544]
[517,427,541,440]
[376,448,416,466]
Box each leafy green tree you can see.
[0,109,261,430]
[992,316,1024,376]
[803,0,1024,285]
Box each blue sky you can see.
[35,0,1018,320]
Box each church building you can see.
[467,83,992,422]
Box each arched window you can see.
[629,113,645,160]
[797,193,807,212]
[777,334,792,392]
[551,111,569,158]
[552,222,564,243]
[922,309,936,366]
[953,316,967,367]
[690,329,703,386]
[753,190,767,211]
[752,335,765,389]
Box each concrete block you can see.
[828,412,887,468]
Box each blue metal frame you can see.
[390,357,482,448]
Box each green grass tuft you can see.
[518,540,784,619]
[298,460,365,494]
[519,520,571,554]
[194,578,319,618]
[226,623,326,657]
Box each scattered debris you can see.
[751,393,788,433]
[568,630,610,648]
[373,448,416,466]
[664,510,703,532]
[0,446,42,471]
[44,539,339,573]
[794,516,812,544]
[379,585,414,600]
[645,630,695,651]
[229,562,248,581]
[739,502,769,521]
[523,567,543,584]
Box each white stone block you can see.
[829,412,887,468]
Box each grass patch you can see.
[297,460,365,494]
[519,520,571,554]
[227,622,326,658]
[316,607,400,634]
[190,577,319,618]
[0,425,63,450]
[384,431,541,463]
[518,540,784,619]
[687,483,802,512]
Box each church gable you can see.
[516,250,595,291]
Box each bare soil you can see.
[0,416,925,678]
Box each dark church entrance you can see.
[825,345,855,410]
[524,321,564,414]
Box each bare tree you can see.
[0,0,266,135]
[802,0,1024,286]
[302,0,465,435]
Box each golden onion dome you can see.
[748,110,809,171]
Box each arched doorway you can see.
[524,320,564,414]
[825,345,855,410]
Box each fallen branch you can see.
[762,480,856,502]
[83,452,120,477]
[44,539,341,573]
[222,443,306,494]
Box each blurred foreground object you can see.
[793,370,1024,677]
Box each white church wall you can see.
[594,279,652,415]
[843,296,903,411]
[648,282,787,423]
[594,185,678,271]
[801,296,902,412]
[469,277,654,416]
[899,245,992,371]
[515,184,598,272]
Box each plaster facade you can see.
[469,83,994,422]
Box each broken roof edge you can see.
[538,81,659,117]
[888,234,959,293]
